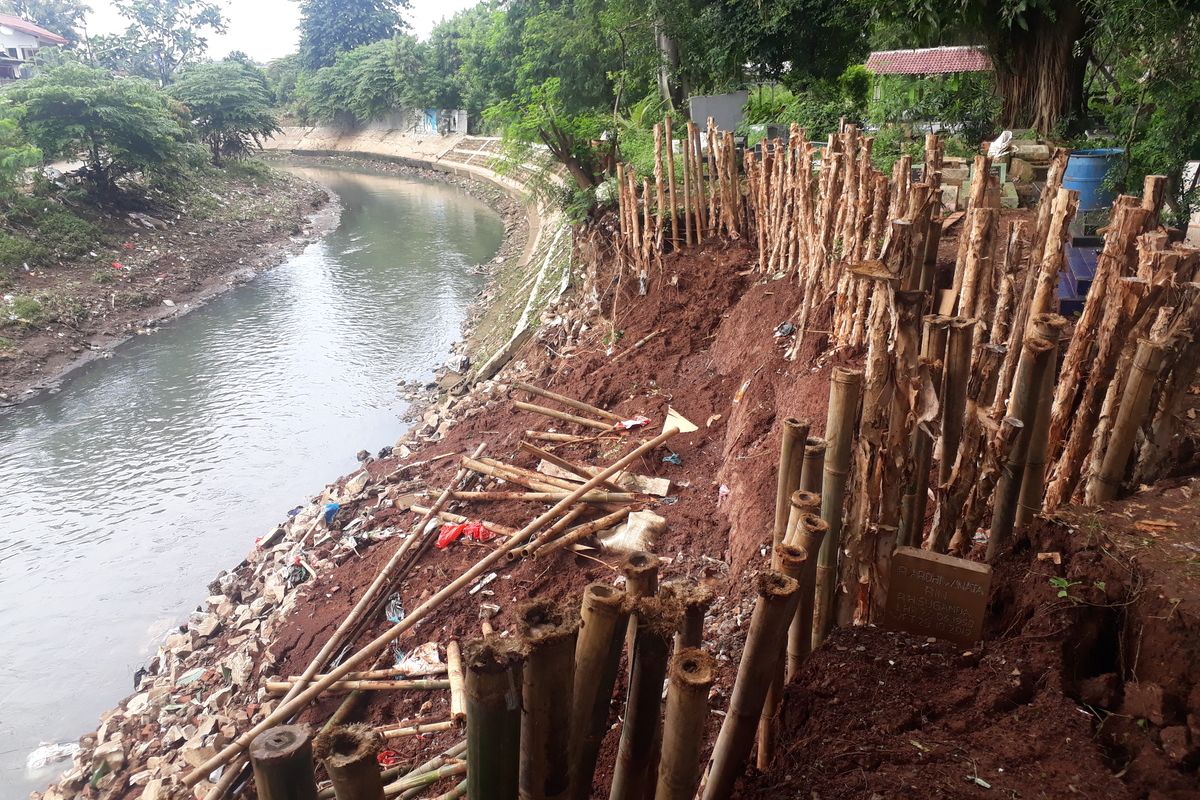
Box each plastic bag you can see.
[435,522,495,549]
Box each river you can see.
[0,163,504,796]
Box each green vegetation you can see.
[298,0,408,71]
[91,0,225,87]
[0,0,89,45]
[171,60,280,165]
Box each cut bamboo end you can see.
[568,584,629,800]
[464,636,525,800]
[799,437,827,494]
[622,551,661,596]
[662,579,716,650]
[655,649,717,800]
[314,724,384,800]
[250,725,317,800]
[447,642,466,721]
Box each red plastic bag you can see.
[436,522,495,549]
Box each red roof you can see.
[866,46,992,75]
[0,13,68,45]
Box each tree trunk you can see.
[655,21,684,109]
[991,0,1091,133]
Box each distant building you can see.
[865,45,992,77]
[0,13,67,81]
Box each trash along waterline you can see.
[0,163,505,795]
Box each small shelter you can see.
[865,45,993,77]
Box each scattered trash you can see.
[662,453,683,466]
[659,496,679,505]
[26,742,80,772]
[615,415,651,431]
[733,378,752,403]
[664,406,698,434]
[286,506,303,517]
[385,593,406,624]
[111,261,125,270]
[598,510,666,554]
[378,445,393,459]
[377,750,402,768]
[1037,552,1063,565]
[706,414,722,427]
[436,522,495,549]
[393,641,442,673]
[469,572,498,595]
[286,563,309,589]
[322,502,340,525]
[717,484,731,507]
[773,321,796,337]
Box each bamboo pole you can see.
[655,649,716,800]
[514,400,615,432]
[813,368,862,649]
[663,579,715,650]
[701,572,801,800]
[390,762,468,797]
[518,441,624,492]
[185,429,680,787]
[772,418,810,554]
[512,503,587,560]
[250,725,318,800]
[380,720,456,739]
[899,316,950,547]
[465,637,524,800]
[987,336,1057,560]
[682,123,694,246]
[524,431,590,444]
[519,601,579,800]
[1014,313,1069,527]
[511,381,623,423]
[409,506,517,538]
[528,506,634,558]
[1028,187,1080,319]
[609,598,677,800]
[447,642,466,721]
[654,123,666,250]
[938,318,975,487]
[757,544,809,770]
[622,550,660,659]
[1086,338,1167,503]
[449,490,636,504]
[266,680,450,695]
[569,584,629,800]
[799,437,826,494]
[431,781,468,800]
[786,513,828,682]
[314,725,385,800]
[283,667,446,682]
[665,115,679,247]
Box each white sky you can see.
[83,0,481,63]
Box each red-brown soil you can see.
[259,222,1200,799]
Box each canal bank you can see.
[5,163,511,797]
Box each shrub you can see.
[6,295,45,326]
[0,231,49,271]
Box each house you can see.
[0,13,67,80]
[864,45,993,77]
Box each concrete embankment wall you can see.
[264,127,573,380]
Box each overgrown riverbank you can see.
[0,163,332,406]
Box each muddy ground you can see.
[0,164,331,405]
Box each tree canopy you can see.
[91,0,225,86]
[298,0,408,70]
[0,0,89,45]
[171,59,280,165]
[3,62,196,194]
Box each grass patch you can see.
[5,295,45,326]
[0,231,50,271]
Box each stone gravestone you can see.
[883,546,993,646]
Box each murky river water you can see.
[0,164,503,795]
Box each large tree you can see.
[91,0,225,86]
[872,0,1093,133]
[3,62,194,194]
[0,0,89,45]
[171,60,280,165]
[297,0,408,70]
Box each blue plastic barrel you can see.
[1063,148,1125,211]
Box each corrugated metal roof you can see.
[866,46,992,75]
[0,13,68,45]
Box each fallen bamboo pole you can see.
[465,637,524,800]
[449,490,637,503]
[1086,338,1167,504]
[378,742,467,800]
[447,642,466,721]
[524,431,591,444]
[518,441,624,492]
[266,679,450,695]
[409,505,517,538]
[250,725,318,800]
[314,725,385,800]
[519,601,579,800]
[987,336,1057,560]
[654,649,716,800]
[467,456,581,492]
[380,720,456,739]
[511,380,623,423]
[529,506,634,558]
[283,667,447,682]
[389,762,468,797]
[512,504,588,560]
[814,368,863,648]
[514,400,615,432]
[568,584,629,800]
[772,418,810,554]
[275,444,485,709]
[701,573,801,800]
[430,780,468,800]
[185,430,680,787]
[609,599,677,800]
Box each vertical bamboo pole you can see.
[666,580,715,650]
[799,437,827,494]
[757,544,809,770]
[654,123,666,250]
[642,177,653,274]
[314,725,384,800]
[899,316,950,547]
[1086,338,1167,503]
[615,163,628,265]
[987,336,1057,560]
[691,122,706,236]
[772,418,810,556]
[813,367,863,649]
[665,115,679,248]
[701,572,800,800]
[568,584,629,800]
[519,602,579,800]
[465,637,525,800]
[622,551,660,658]
[654,649,716,800]
[937,318,975,487]
[609,599,676,800]
[786,512,829,682]
[447,642,466,721]
[250,725,319,800]
[682,124,694,247]
[1028,187,1080,320]
[1014,313,1069,527]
